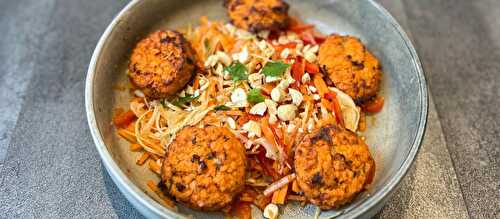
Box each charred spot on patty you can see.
[191,154,201,163]
[311,126,334,145]
[199,160,208,171]
[207,151,216,160]
[175,183,186,192]
[311,172,323,186]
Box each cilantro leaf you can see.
[247,88,265,104]
[172,95,199,107]
[261,61,290,77]
[160,99,167,108]
[225,61,248,81]
[214,105,231,111]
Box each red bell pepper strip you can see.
[361,96,385,113]
[289,24,315,34]
[292,57,306,87]
[314,35,327,44]
[113,110,136,128]
[324,92,344,127]
[305,61,320,74]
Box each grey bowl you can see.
[85,0,428,218]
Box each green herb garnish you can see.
[214,105,231,111]
[247,88,265,104]
[172,95,199,107]
[204,38,211,52]
[225,61,248,81]
[160,99,167,108]
[261,61,290,77]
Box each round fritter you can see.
[224,0,290,33]
[128,30,196,99]
[160,126,247,210]
[294,125,375,210]
[318,34,382,104]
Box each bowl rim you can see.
[85,0,428,218]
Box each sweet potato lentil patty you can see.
[318,34,382,104]
[160,126,247,210]
[294,124,375,209]
[129,30,197,99]
[224,0,290,33]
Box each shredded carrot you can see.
[192,75,200,90]
[210,78,217,94]
[148,152,160,161]
[140,137,165,155]
[273,42,297,55]
[257,148,279,180]
[117,128,137,143]
[147,180,176,208]
[301,98,313,130]
[321,98,333,111]
[130,143,142,152]
[136,152,150,165]
[271,185,288,205]
[291,179,302,193]
[261,83,275,95]
[358,112,366,131]
[225,110,244,116]
[285,131,297,161]
[253,194,272,210]
[148,160,161,174]
[270,125,287,157]
[313,74,329,96]
[260,117,279,149]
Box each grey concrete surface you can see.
[400,1,500,218]
[0,0,498,218]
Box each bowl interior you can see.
[89,0,426,218]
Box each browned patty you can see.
[129,30,196,99]
[294,124,375,210]
[224,0,290,33]
[160,126,247,210]
[318,34,382,104]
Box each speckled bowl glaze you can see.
[85,0,428,218]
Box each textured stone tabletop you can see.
[0,0,498,218]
